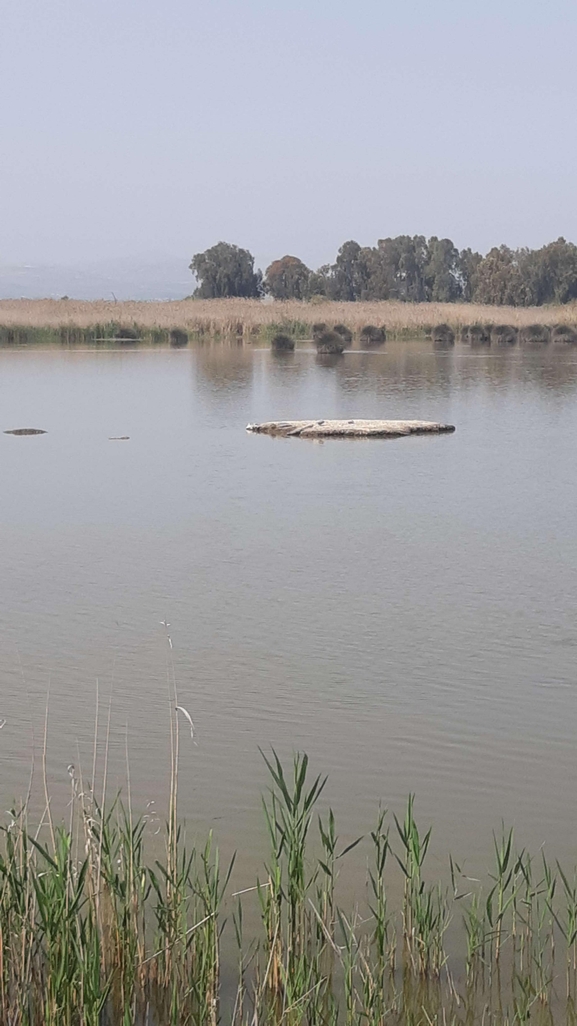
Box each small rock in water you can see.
[4,428,47,435]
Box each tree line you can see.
[189,237,577,306]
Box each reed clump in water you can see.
[551,323,577,345]
[2,740,577,1025]
[270,332,295,351]
[315,330,346,354]
[114,325,140,343]
[170,328,189,347]
[360,324,386,346]
[491,324,518,345]
[332,323,353,344]
[519,323,551,345]
[432,323,455,346]
[466,323,491,346]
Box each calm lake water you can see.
[1,341,577,880]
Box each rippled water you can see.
[0,341,576,875]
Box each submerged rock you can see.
[4,428,47,435]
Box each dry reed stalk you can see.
[42,684,56,851]
[1,297,577,335]
[95,684,113,934]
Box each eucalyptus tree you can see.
[190,242,262,298]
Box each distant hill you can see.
[0,257,192,301]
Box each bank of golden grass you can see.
[1,298,577,343]
[2,725,577,1026]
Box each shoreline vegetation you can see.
[2,741,577,1025]
[1,298,577,348]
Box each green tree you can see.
[424,237,462,302]
[190,235,577,307]
[544,238,577,302]
[458,248,483,301]
[367,236,428,301]
[189,242,262,298]
[264,255,311,300]
[520,238,577,305]
[327,241,373,300]
[472,246,529,306]
[306,264,331,298]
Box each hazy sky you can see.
[1,0,576,271]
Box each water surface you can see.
[1,341,576,879]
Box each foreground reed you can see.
[2,741,577,1026]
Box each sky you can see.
[1,0,576,275]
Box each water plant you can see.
[315,330,346,354]
[114,325,141,343]
[519,324,551,345]
[551,324,577,345]
[170,328,189,347]
[491,324,518,345]
[467,323,491,345]
[270,332,295,351]
[0,742,576,1024]
[359,324,386,346]
[432,323,455,346]
[333,324,353,344]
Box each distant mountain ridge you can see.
[0,257,192,301]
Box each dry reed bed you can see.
[1,298,577,337]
